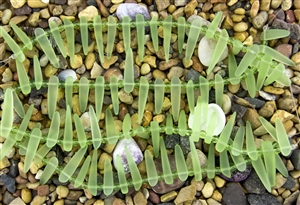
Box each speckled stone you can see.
[222,183,248,205]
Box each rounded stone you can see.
[198,36,228,67]
[56,186,69,198]
[233,22,248,32]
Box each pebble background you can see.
[0,0,300,205]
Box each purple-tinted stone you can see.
[14,5,32,15]
[220,164,252,182]
[151,155,185,194]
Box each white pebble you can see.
[57,69,77,82]
[188,103,226,136]
[35,169,43,179]
[198,36,228,67]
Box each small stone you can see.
[198,36,228,67]
[70,54,83,69]
[37,185,50,196]
[155,0,170,12]
[223,183,247,205]
[27,0,48,8]
[2,9,12,24]
[233,22,248,32]
[185,149,207,170]
[21,188,32,204]
[91,62,104,79]
[277,97,297,111]
[259,90,276,101]
[30,196,47,205]
[113,138,143,174]
[214,176,226,188]
[153,69,166,80]
[159,59,179,71]
[222,94,231,114]
[271,0,282,9]
[185,69,201,83]
[252,11,268,29]
[133,191,147,205]
[242,108,262,129]
[148,190,160,204]
[85,53,96,69]
[250,0,259,18]
[247,193,281,205]
[202,182,214,198]
[101,56,118,69]
[282,175,296,189]
[151,155,185,194]
[1,174,16,193]
[244,97,265,109]
[58,69,77,82]
[260,0,271,11]
[10,0,26,8]
[98,152,112,170]
[242,171,266,194]
[161,191,177,202]
[9,197,26,205]
[14,5,32,15]
[56,186,69,198]
[174,185,196,204]
[0,157,11,169]
[167,66,183,80]
[281,0,292,10]
[286,10,296,23]
[116,3,150,20]
[118,88,133,104]
[184,0,197,17]
[67,190,83,201]
[270,110,294,124]
[141,63,151,75]
[221,164,252,182]
[263,86,284,95]
[78,5,98,22]
[290,149,300,170]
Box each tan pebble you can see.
[271,0,283,9]
[101,56,118,69]
[231,14,245,22]
[202,182,214,198]
[11,0,26,8]
[0,156,10,169]
[27,0,48,8]
[281,0,292,10]
[30,195,47,205]
[70,54,83,69]
[174,185,196,204]
[242,108,262,129]
[142,110,152,127]
[270,110,294,124]
[212,190,222,202]
[263,86,284,95]
[141,63,151,75]
[291,52,300,64]
[143,55,157,68]
[9,197,26,205]
[214,176,226,188]
[234,8,245,15]
[168,5,176,13]
[56,186,69,198]
[78,5,98,22]
[102,142,116,154]
[125,195,134,205]
[21,188,32,204]
[97,153,112,170]
[184,0,197,17]
[153,70,166,80]
[133,191,147,205]
[172,7,185,21]
[227,0,238,6]
[228,83,241,93]
[161,191,177,202]
[162,97,171,111]
[94,200,105,205]
[283,120,293,132]
[85,53,96,69]
[207,198,222,205]
[10,16,28,25]
[191,178,204,191]
[250,0,259,18]
[53,199,64,205]
[153,114,165,123]
[182,58,193,68]
[45,64,58,77]
[260,0,271,11]
[234,31,249,42]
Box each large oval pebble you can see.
[116,3,150,20]
[113,137,143,174]
[198,36,228,67]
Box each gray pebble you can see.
[222,183,248,205]
[185,69,201,83]
[1,174,16,193]
[3,191,15,205]
[247,193,281,205]
[8,159,19,178]
[242,170,266,194]
[290,149,300,170]
[244,97,265,109]
[282,175,296,189]
[252,11,268,29]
